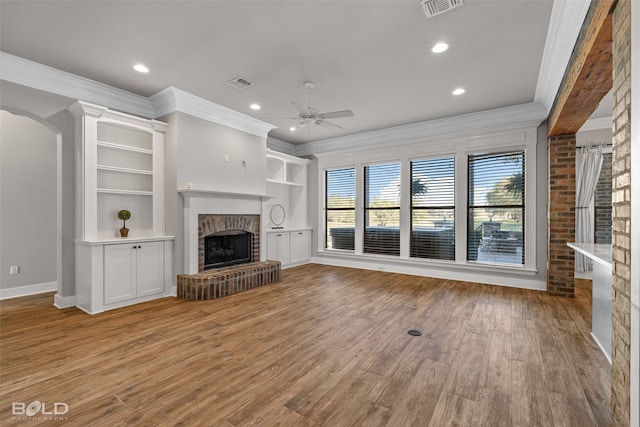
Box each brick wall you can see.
[547,135,576,296]
[611,0,632,424]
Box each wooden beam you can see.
[547,0,616,137]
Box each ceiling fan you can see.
[289,82,354,131]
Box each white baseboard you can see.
[53,293,77,309]
[0,281,57,300]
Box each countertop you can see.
[567,242,612,268]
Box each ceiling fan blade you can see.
[261,116,300,120]
[300,118,313,125]
[317,109,354,119]
[292,101,309,116]
[316,119,343,130]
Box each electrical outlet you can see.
[224,154,229,162]
[10,265,19,275]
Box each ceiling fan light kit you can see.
[289,81,354,132]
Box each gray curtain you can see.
[575,146,604,272]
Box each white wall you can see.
[168,112,268,274]
[0,111,57,294]
[162,112,181,282]
[175,112,267,195]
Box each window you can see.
[410,157,455,260]
[364,162,401,255]
[326,168,356,250]
[594,152,612,244]
[468,151,524,265]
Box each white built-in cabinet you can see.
[70,101,174,314]
[290,229,312,264]
[265,149,312,267]
[104,241,164,304]
[267,229,311,267]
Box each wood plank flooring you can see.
[0,264,611,426]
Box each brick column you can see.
[611,0,632,424]
[547,135,576,297]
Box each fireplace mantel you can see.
[178,188,274,201]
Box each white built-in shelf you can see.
[266,149,309,187]
[97,165,153,175]
[267,178,304,187]
[97,141,153,155]
[97,188,154,196]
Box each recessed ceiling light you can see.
[289,126,296,132]
[452,88,466,95]
[133,64,149,73]
[250,103,261,110]
[432,42,449,53]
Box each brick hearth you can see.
[177,261,281,301]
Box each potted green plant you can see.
[117,210,131,237]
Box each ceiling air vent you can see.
[226,76,254,90]
[419,0,463,18]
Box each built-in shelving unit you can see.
[264,149,312,267]
[69,101,167,240]
[267,150,306,187]
[69,101,174,314]
[265,149,310,232]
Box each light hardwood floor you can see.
[0,264,611,426]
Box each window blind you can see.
[364,162,400,255]
[326,168,356,250]
[468,151,524,265]
[410,157,455,260]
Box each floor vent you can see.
[419,0,463,18]
[226,76,254,90]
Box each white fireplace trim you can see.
[180,189,273,274]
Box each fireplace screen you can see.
[204,230,251,269]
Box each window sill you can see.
[316,249,538,276]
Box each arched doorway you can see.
[0,109,62,301]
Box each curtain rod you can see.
[577,143,612,149]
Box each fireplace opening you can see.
[204,230,251,270]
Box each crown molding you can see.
[68,100,169,133]
[150,87,276,138]
[266,137,297,156]
[1,52,274,138]
[294,103,547,157]
[534,0,591,114]
[67,100,108,119]
[0,52,154,118]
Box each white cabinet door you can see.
[136,241,164,297]
[267,232,290,265]
[104,244,136,304]
[289,230,310,265]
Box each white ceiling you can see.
[0,0,555,144]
